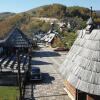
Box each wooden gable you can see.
[0,28,32,48]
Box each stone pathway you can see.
[24,48,70,100]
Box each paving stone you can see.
[24,49,71,100]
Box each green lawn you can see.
[0,86,19,100]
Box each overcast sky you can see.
[0,0,99,13]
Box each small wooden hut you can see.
[59,16,100,100]
[41,23,63,47]
[0,27,33,55]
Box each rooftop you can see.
[0,28,32,47]
[60,28,100,95]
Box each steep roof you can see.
[0,28,32,47]
[41,29,59,43]
[59,29,100,95]
[87,17,94,25]
[46,33,55,43]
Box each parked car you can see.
[29,67,42,81]
[54,47,69,51]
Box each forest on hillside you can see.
[0,4,100,48]
[0,4,100,38]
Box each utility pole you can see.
[16,49,22,100]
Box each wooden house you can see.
[0,28,33,55]
[41,30,63,47]
[59,17,100,100]
[41,22,63,47]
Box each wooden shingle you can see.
[60,29,100,95]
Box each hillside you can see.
[0,12,15,21]
[0,3,100,39]
[27,4,91,19]
[96,10,100,16]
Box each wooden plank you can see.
[87,94,94,100]
[64,80,76,97]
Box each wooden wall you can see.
[64,80,100,100]
[87,95,94,100]
[64,80,76,99]
[51,36,64,47]
[87,94,100,100]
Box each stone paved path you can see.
[24,46,71,100]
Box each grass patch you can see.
[0,86,19,100]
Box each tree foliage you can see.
[27,4,92,19]
[0,3,100,39]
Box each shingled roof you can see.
[87,17,94,25]
[0,28,32,47]
[59,28,100,95]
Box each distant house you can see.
[60,22,67,32]
[34,30,45,43]
[95,22,100,29]
[60,17,100,100]
[59,21,72,32]
[0,28,33,54]
[41,22,63,47]
[41,29,62,47]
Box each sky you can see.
[0,0,99,13]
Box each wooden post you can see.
[28,48,32,72]
[87,94,94,100]
[16,50,22,100]
[75,89,78,100]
